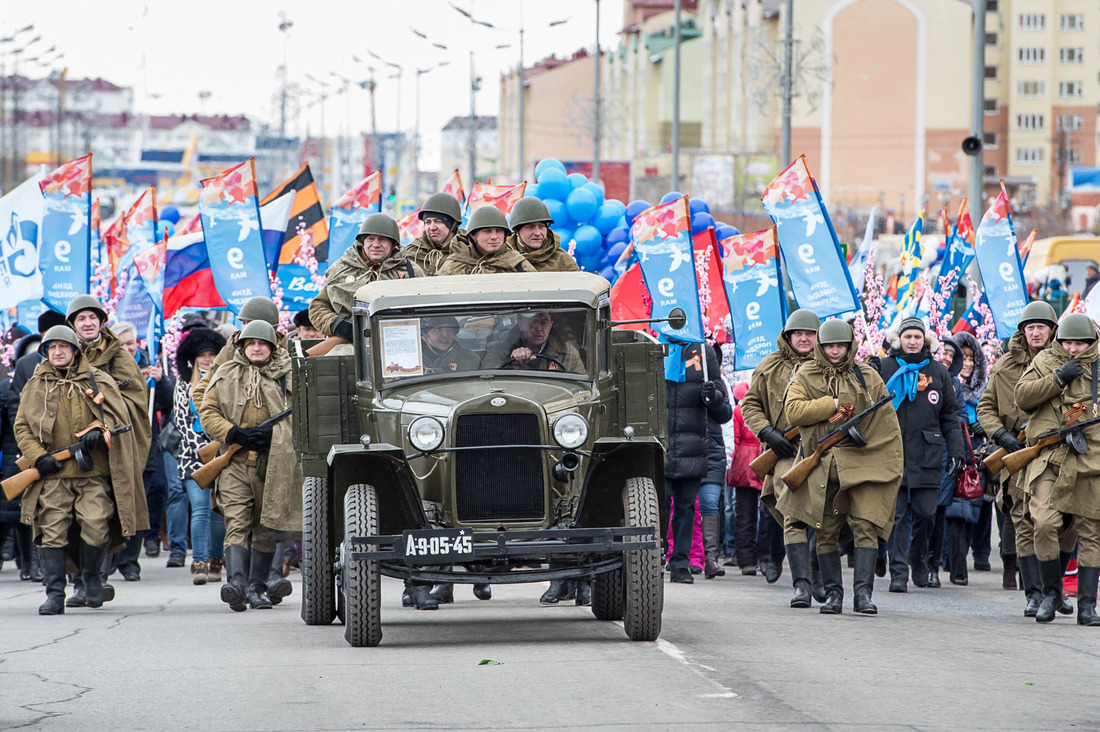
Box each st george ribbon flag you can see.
[631,196,706,382]
[461,182,526,228]
[974,184,1029,339]
[761,155,859,318]
[720,227,787,370]
[38,154,92,314]
[116,187,159,333]
[327,171,382,262]
[199,159,271,314]
[0,170,45,308]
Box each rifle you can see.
[981,427,1027,474]
[1002,410,1100,476]
[781,393,895,492]
[306,336,348,357]
[2,424,134,500]
[749,427,800,479]
[191,408,294,490]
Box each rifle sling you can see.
[86,368,107,427]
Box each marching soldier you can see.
[436,207,537,276]
[741,309,821,605]
[405,192,464,276]
[14,326,146,614]
[507,197,579,273]
[198,320,301,612]
[1014,313,1100,626]
[781,319,903,615]
[310,213,424,345]
[977,301,1074,616]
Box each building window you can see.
[983,131,998,148]
[986,0,997,10]
[985,65,999,80]
[1018,13,1046,30]
[1058,114,1083,132]
[1058,81,1083,98]
[1017,47,1045,63]
[1016,114,1045,131]
[983,165,997,177]
[1016,80,1046,97]
[1060,47,1085,64]
[983,98,999,113]
[985,32,998,46]
[1016,147,1045,165]
[1060,14,1084,30]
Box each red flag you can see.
[440,168,465,206]
[464,181,526,219]
[610,263,650,332]
[397,209,424,246]
[1018,228,1036,263]
[692,228,731,343]
[334,171,382,211]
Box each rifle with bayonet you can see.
[981,427,1026,474]
[781,393,895,492]
[1002,406,1100,475]
[2,423,134,500]
[192,408,294,489]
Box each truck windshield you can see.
[375,306,591,383]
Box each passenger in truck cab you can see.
[483,311,584,373]
[420,317,479,374]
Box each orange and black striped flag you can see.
[261,163,331,262]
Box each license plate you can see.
[400,528,475,564]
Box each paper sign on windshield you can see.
[380,319,424,378]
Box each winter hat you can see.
[898,317,926,336]
[176,327,227,383]
[732,382,750,402]
[37,309,66,335]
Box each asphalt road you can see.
[1,556,1098,731]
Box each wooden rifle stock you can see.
[198,440,220,465]
[1003,408,1096,475]
[2,448,74,500]
[191,444,243,489]
[749,427,800,479]
[305,336,348,357]
[981,429,1025,474]
[781,433,845,492]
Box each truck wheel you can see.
[591,567,624,621]
[342,484,382,647]
[622,477,663,641]
[301,477,336,626]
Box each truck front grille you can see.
[454,413,544,523]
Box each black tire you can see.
[342,484,382,647]
[591,567,624,621]
[622,477,663,641]
[301,477,336,625]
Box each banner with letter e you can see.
[974,184,1028,339]
[200,159,271,314]
[38,154,91,314]
[720,227,787,370]
[761,155,859,319]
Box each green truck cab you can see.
[292,272,668,647]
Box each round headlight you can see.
[552,413,589,450]
[408,416,445,452]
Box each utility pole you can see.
[1057,127,1068,207]
[278,15,292,181]
[366,72,377,174]
[592,0,601,183]
[780,0,794,168]
[969,0,986,215]
[670,0,682,191]
[468,49,479,185]
[518,25,525,181]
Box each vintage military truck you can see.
[291,272,671,647]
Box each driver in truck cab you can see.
[483,311,584,373]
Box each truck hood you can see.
[379,377,596,418]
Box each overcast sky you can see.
[2,0,624,169]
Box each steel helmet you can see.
[1055,313,1098,342]
[1017,301,1058,330]
[466,206,509,236]
[509,197,553,231]
[38,325,81,357]
[355,212,400,245]
[816,318,854,345]
[782,309,821,335]
[238,319,278,348]
[239,297,280,327]
[65,295,108,324]
[418,192,462,225]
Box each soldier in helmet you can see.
[310,212,424,344]
[1014,313,1100,626]
[198,320,301,612]
[740,308,821,603]
[405,192,463,275]
[977,300,1076,617]
[436,207,537,276]
[507,197,579,273]
[421,317,479,374]
[781,319,903,615]
[14,326,146,614]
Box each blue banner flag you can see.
[894,212,923,312]
[937,199,975,288]
[38,155,92,314]
[116,187,159,333]
[199,159,271,314]
[0,171,45,309]
[974,187,1028,339]
[721,228,787,370]
[277,262,327,312]
[761,155,859,318]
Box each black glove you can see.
[759,425,796,459]
[227,426,251,447]
[992,427,1024,454]
[946,456,965,476]
[35,455,63,476]
[969,423,986,441]
[1055,358,1085,386]
[247,424,273,450]
[333,318,354,343]
[700,381,722,406]
[79,429,105,453]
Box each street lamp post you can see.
[278,14,293,181]
[593,0,601,184]
[305,73,330,201]
[671,0,682,190]
[414,61,449,200]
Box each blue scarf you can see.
[884,356,929,410]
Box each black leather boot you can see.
[430,582,455,604]
[764,557,783,584]
[852,547,878,615]
[66,573,87,608]
[809,548,826,603]
[220,545,249,612]
[1077,566,1100,626]
[1058,551,1075,615]
[408,584,440,610]
[575,580,592,606]
[402,580,414,607]
[818,551,844,614]
[248,550,275,609]
[266,562,293,606]
[1002,553,1018,589]
[701,515,725,578]
[38,547,67,615]
[1035,558,1065,624]
[786,542,812,609]
[927,565,941,588]
[81,543,109,608]
[1018,555,1042,617]
[540,580,570,604]
[473,583,492,600]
